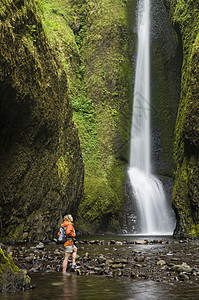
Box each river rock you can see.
[112,269,122,277]
[94,267,101,272]
[97,255,106,263]
[54,249,62,255]
[157,260,166,266]
[111,264,124,269]
[89,240,98,244]
[135,240,148,245]
[170,262,192,273]
[178,263,192,273]
[132,249,141,254]
[130,270,137,279]
[134,256,145,262]
[178,272,190,281]
[134,264,143,268]
[6,246,14,256]
[30,246,36,250]
[86,271,96,276]
[36,242,45,249]
[115,241,123,246]
[25,255,36,263]
[83,253,91,262]
[110,240,116,244]
[84,252,89,258]
[105,259,114,265]
[76,269,82,275]
[170,257,180,261]
[115,258,128,264]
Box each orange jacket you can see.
[61,220,75,246]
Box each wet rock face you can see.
[150,0,181,177]
[0,0,84,242]
[169,0,199,238]
[125,0,179,234]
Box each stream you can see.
[1,235,199,299]
[2,273,199,300]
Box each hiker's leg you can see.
[63,252,71,273]
[72,246,77,265]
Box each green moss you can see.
[73,0,134,231]
[34,0,135,231]
[0,0,134,233]
[171,0,199,165]
[78,160,126,232]
[0,247,31,292]
[7,223,24,242]
[170,0,199,238]
[188,224,199,238]
[56,156,69,188]
[0,248,19,275]
[0,0,84,241]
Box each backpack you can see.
[58,226,67,244]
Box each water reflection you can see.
[128,280,199,300]
[1,274,199,300]
[62,274,77,300]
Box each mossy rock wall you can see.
[35,0,136,232]
[170,0,199,238]
[150,0,181,177]
[0,247,31,293]
[0,0,84,241]
[1,0,194,237]
[78,0,135,232]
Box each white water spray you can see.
[128,0,175,235]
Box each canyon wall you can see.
[0,0,84,241]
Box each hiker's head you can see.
[64,214,73,222]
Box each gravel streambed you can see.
[3,237,199,286]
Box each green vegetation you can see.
[0,248,31,292]
[0,0,84,241]
[0,248,19,275]
[170,0,199,238]
[1,0,197,237]
[35,0,135,232]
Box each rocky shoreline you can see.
[2,237,199,287]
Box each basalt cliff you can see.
[170,0,199,238]
[0,0,84,242]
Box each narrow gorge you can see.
[0,0,198,294]
[0,0,198,243]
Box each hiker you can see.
[59,214,79,275]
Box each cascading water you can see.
[128,0,175,235]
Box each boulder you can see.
[0,248,31,293]
[170,262,192,273]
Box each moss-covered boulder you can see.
[170,0,199,238]
[0,247,31,293]
[0,0,84,241]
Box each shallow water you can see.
[1,235,199,299]
[1,273,199,300]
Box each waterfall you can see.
[128,0,175,235]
